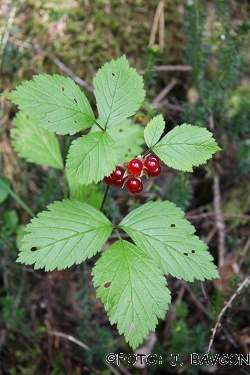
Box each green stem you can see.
[100,184,110,212]
[94,119,105,132]
[114,227,122,241]
[142,148,153,159]
[0,180,35,218]
[142,137,162,159]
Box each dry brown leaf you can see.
[213,257,240,293]
[238,327,250,354]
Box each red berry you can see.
[104,175,114,185]
[143,156,159,173]
[110,166,125,181]
[131,183,143,194]
[128,158,143,175]
[147,155,159,163]
[113,178,125,187]
[125,177,143,193]
[146,165,161,177]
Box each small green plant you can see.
[184,0,250,152]
[4,55,221,350]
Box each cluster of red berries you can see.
[104,155,161,194]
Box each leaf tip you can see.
[2,92,13,99]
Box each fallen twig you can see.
[181,280,210,317]
[152,79,180,107]
[213,171,226,267]
[149,0,165,51]
[14,40,94,93]
[206,276,250,355]
[47,329,91,351]
[47,328,122,375]
[155,65,193,72]
[185,212,250,221]
[137,65,193,75]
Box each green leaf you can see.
[0,178,10,203]
[5,75,95,135]
[66,131,119,186]
[120,201,219,282]
[70,183,103,210]
[144,115,165,148]
[16,225,26,249]
[3,210,19,231]
[17,199,113,271]
[152,124,221,172]
[92,119,144,163]
[93,55,145,129]
[92,240,170,349]
[11,111,63,169]
[107,119,144,163]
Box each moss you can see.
[1,1,186,84]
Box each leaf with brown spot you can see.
[120,201,219,282]
[104,281,111,288]
[93,55,145,129]
[92,239,170,350]
[17,200,113,271]
[5,74,95,135]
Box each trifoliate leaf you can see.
[144,115,165,148]
[92,240,170,350]
[152,124,221,172]
[93,55,145,129]
[70,183,103,210]
[4,75,95,135]
[120,201,219,282]
[11,111,63,169]
[66,131,119,186]
[17,199,113,271]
